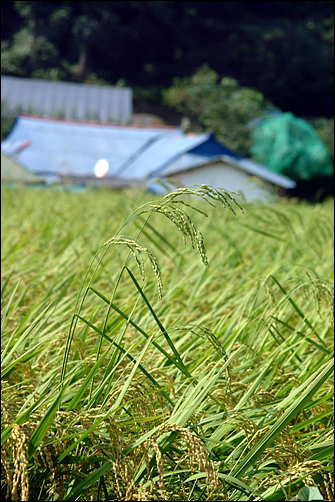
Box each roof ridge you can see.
[19,113,179,130]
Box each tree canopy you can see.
[1,1,334,117]
[163,65,276,156]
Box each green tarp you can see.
[250,112,333,182]
[1,152,42,183]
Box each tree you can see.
[163,65,275,156]
[1,1,333,116]
[313,117,334,159]
[1,100,16,141]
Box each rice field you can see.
[1,185,334,501]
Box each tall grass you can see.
[1,186,334,501]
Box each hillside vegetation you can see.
[1,187,334,501]
[2,1,333,117]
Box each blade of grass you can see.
[269,324,303,363]
[290,410,333,433]
[230,358,333,479]
[122,347,242,462]
[89,286,188,375]
[186,472,256,496]
[28,384,67,459]
[1,277,21,332]
[126,266,190,375]
[65,349,110,411]
[270,275,327,348]
[57,335,154,463]
[1,300,57,368]
[1,341,46,378]
[76,314,175,406]
[63,461,113,501]
[241,223,287,242]
[271,316,330,354]
[0,269,14,298]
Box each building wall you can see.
[167,161,272,201]
[1,76,133,124]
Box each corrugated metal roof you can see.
[1,76,132,123]
[1,152,42,183]
[119,133,210,180]
[148,136,243,179]
[1,115,182,179]
[1,114,296,189]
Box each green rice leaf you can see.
[125,266,190,376]
[76,314,175,406]
[89,286,187,375]
[28,384,67,459]
[63,461,113,501]
[230,358,333,479]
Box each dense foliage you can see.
[1,2,333,197]
[1,1,334,117]
[163,65,276,157]
[1,100,17,141]
[312,117,335,158]
[1,186,334,501]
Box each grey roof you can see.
[1,114,296,189]
[1,76,132,123]
[162,154,296,189]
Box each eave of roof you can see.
[120,133,211,180]
[162,154,296,189]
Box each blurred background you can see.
[1,0,334,200]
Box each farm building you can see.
[156,154,295,200]
[1,75,132,123]
[1,114,296,200]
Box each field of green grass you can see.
[1,186,334,501]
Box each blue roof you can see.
[188,135,242,160]
[121,133,210,180]
[149,136,243,180]
[1,114,296,188]
[1,115,181,179]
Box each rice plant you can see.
[1,186,334,501]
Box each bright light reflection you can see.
[94,158,109,178]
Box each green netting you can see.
[250,112,333,181]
